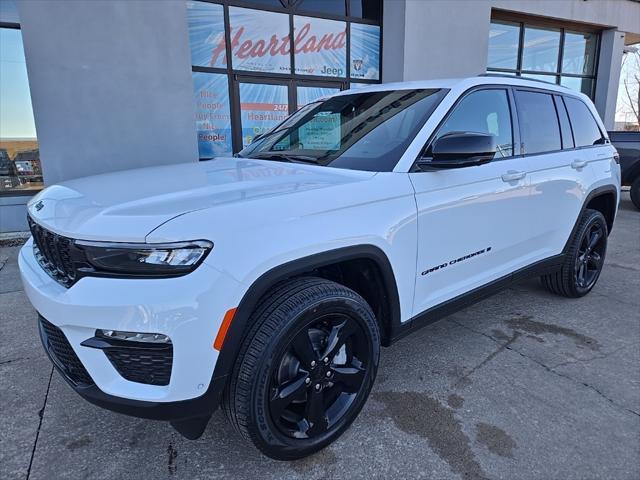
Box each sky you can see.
[616,44,640,126]
[0,28,37,139]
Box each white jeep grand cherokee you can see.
[20,76,620,460]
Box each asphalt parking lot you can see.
[1,192,638,480]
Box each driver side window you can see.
[433,89,514,159]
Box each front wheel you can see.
[541,208,608,298]
[223,277,380,460]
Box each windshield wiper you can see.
[250,153,320,165]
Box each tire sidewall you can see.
[250,294,379,459]
[571,210,608,296]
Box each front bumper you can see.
[19,238,243,424]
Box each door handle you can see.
[501,170,526,182]
[571,159,588,170]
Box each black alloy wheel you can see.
[223,277,380,460]
[574,221,606,291]
[541,208,608,298]
[270,314,371,439]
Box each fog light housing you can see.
[96,329,171,344]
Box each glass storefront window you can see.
[349,0,382,23]
[350,23,380,80]
[239,82,289,147]
[0,28,42,194]
[487,21,520,70]
[562,31,597,75]
[192,72,233,158]
[560,76,594,97]
[297,0,346,16]
[521,26,561,73]
[297,86,340,107]
[521,73,557,84]
[486,20,598,100]
[187,1,226,68]
[229,7,292,74]
[293,16,347,77]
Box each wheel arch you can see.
[564,185,618,253]
[212,245,402,383]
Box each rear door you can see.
[520,90,605,260]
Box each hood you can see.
[26,157,375,242]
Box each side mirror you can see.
[418,132,497,170]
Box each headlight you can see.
[75,240,213,277]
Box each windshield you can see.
[238,88,447,172]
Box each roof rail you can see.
[478,73,569,89]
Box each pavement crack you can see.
[0,356,32,366]
[26,366,54,480]
[449,319,640,419]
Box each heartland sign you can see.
[188,3,348,77]
[209,22,347,69]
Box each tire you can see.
[541,208,608,298]
[223,276,380,460]
[630,177,640,210]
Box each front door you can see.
[233,77,343,151]
[409,87,536,316]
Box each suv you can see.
[20,77,620,460]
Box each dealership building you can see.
[1,0,639,232]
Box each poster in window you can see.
[187,1,226,68]
[192,72,232,158]
[350,23,380,80]
[228,7,291,74]
[239,83,289,148]
[296,86,339,108]
[293,16,347,77]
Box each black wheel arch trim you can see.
[563,185,618,248]
[213,244,402,381]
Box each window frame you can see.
[0,20,43,197]
[412,85,521,172]
[512,88,563,156]
[486,19,600,99]
[189,0,383,156]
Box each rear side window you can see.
[515,91,561,155]
[434,89,513,158]
[563,96,604,147]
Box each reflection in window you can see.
[349,0,383,22]
[239,82,289,147]
[192,72,232,158]
[486,20,599,100]
[350,23,380,80]
[521,26,561,73]
[297,86,340,108]
[0,28,42,194]
[229,7,291,74]
[562,32,597,75]
[297,0,346,16]
[294,16,347,77]
[436,89,513,158]
[560,76,594,97]
[487,21,520,70]
[516,91,561,155]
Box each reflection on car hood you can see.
[26,157,375,242]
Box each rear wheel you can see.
[541,208,607,298]
[630,177,640,210]
[223,277,380,460]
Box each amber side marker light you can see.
[214,308,237,350]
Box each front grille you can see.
[104,345,173,386]
[27,216,81,288]
[39,317,94,386]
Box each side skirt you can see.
[388,254,564,344]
